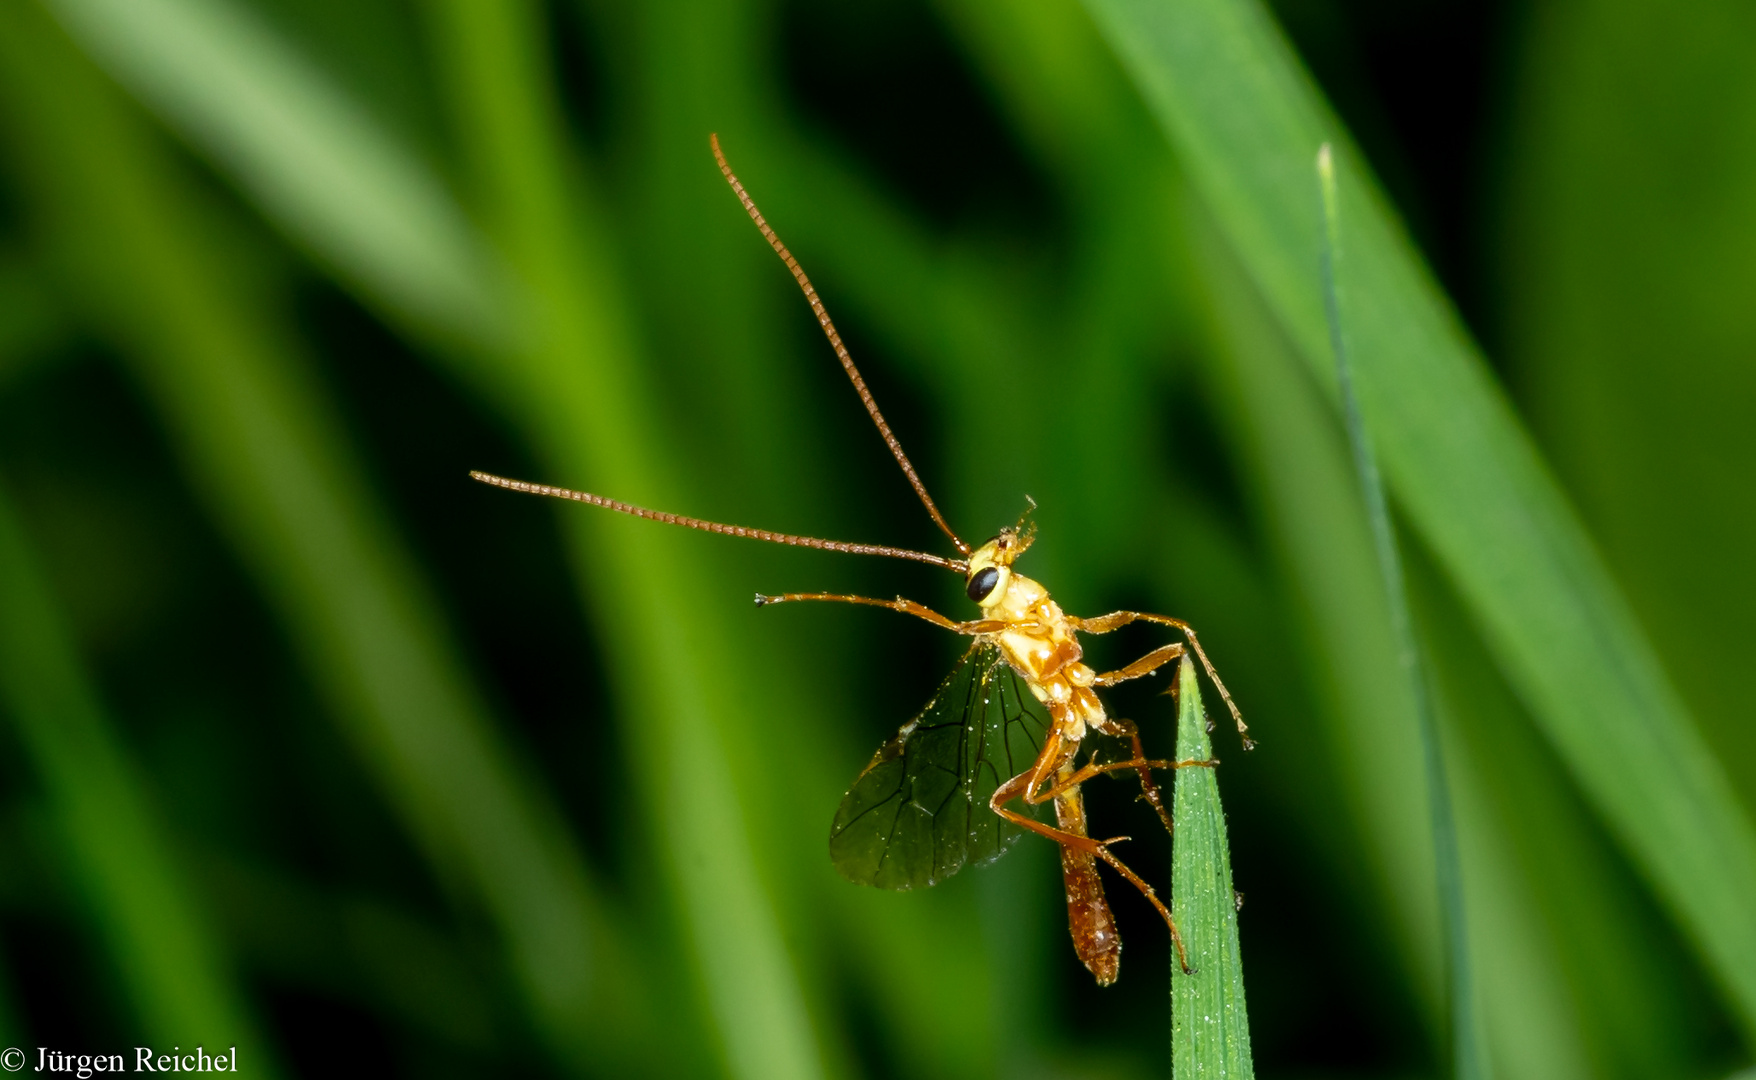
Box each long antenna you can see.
[710,134,970,557]
[471,472,968,573]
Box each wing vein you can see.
[829,642,1051,889]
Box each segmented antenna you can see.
[471,472,968,573]
[710,134,970,557]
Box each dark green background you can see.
[0,0,1751,1077]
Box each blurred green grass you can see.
[0,0,1751,1077]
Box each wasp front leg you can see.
[755,592,1007,635]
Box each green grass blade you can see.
[421,4,825,1077]
[1198,202,1704,1080]
[0,8,651,1072]
[34,0,855,1070]
[1193,210,1442,1008]
[39,0,505,351]
[0,481,279,1071]
[1503,0,1756,841]
[1172,657,1253,1078]
[1415,552,1701,1080]
[1318,145,1486,1080]
[1082,0,1756,1039]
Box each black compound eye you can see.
[966,566,1000,603]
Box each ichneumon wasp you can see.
[473,135,1250,984]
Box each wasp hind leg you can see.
[1083,717,1219,836]
[992,767,1196,974]
[1018,734,1216,837]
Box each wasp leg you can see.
[1096,840,1193,974]
[1089,641,1191,827]
[1012,725,1196,819]
[993,767,1196,974]
[755,592,1006,635]
[1103,718,1173,833]
[1026,742,1216,836]
[1025,756,1217,805]
[1092,643,1185,687]
[1072,610,1250,747]
[990,768,1109,856]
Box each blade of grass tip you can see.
[1172,656,1253,1078]
[1193,209,1444,1021]
[1318,144,1486,1080]
[0,9,654,1073]
[1201,207,1643,1080]
[0,480,281,1072]
[1083,0,1756,1040]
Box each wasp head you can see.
[963,522,1035,607]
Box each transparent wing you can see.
[829,642,1052,890]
